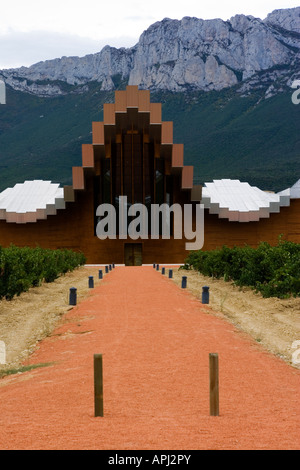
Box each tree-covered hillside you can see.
[0,83,299,193]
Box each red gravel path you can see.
[0,266,299,450]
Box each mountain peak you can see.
[1,7,299,97]
[265,7,300,32]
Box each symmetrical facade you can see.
[0,86,299,265]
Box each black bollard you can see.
[112,263,115,269]
[89,276,94,288]
[156,264,159,271]
[105,266,109,274]
[153,263,156,269]
[99,269,103,280]
[202,286,210,304]
[181,276,187,289]
[69,287,77,306]
[169,269,173,279]
[162,267,165,275]
[109,264,112,271]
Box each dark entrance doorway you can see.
[124,243,142,266]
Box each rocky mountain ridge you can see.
[1,7,300,97]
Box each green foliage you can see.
[0,245,86,300]
[183,240,300,298]
[0,85,299,193]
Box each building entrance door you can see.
[124,243,142,266]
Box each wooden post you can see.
[209,353,219,416]
[94,354,103,417]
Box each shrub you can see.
[0,245,86,300]
[183,239,300,298]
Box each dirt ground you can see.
[0,266,102,373]
[171,268,300,368]
[0,265,299,374]
[0,265,299,450]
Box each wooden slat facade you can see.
[0,85,299,265]
[0,186,299,264]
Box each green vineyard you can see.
[0,245,86,300]
[183,239,300,299]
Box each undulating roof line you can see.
[201,179,299,222]
[0,180,65,223]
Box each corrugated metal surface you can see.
[0,181,65,224]
[278,178,300,202]
[201,179,292,222]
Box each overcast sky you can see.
[0,0,299,69]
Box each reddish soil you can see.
[0,266,299,450]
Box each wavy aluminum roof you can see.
[277,179,300,201]
[0,180,65,223]
[0,178,299,224]
[201,179,299,222]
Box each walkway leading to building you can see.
[0,266,299,450]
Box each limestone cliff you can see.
[1,7,299,97]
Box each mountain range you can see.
[0,7,299,193]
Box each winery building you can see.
[0,86,299,265]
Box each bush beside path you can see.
[0,266,299,450]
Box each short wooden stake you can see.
[94,354,103,417]
[209,353,219,416]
